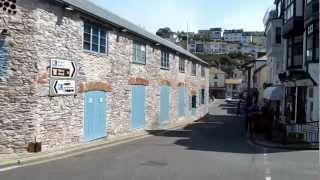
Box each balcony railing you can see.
[304,0,319,21]
[287,55,303,69]
[286,121,319,144]
[283,0,304,37]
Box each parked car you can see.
[225,96,232,102]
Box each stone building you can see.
[209,67,225,99]
[0,0,209,154]
[225,79,242,97]
[223,29,244,42]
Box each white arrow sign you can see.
[52,80,76,95]
[50,59,77,78]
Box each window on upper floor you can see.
[306,22,319,63]
[133,40,146,64]
[161,51,170,69]
[287,35,303,68]
[284,0,294,23]
[201,66,205,77]
[277,0,283,18]
[275,27,282,44]
[179,58,185,73]
[214,74,218,79]
[83,22,107,54]
[306,0,312,5]
[191,62,197,76]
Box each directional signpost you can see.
[50,80,76,96]
[49,59,77,96]
[50,59,77,79]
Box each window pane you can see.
[92,44,99,52]
[100,45,106,53]
[84,23,91,34]
[133,43,137,61]
[84,33,91,43]
[100,37,106,47]
[167,55,169,68]
[92,35,99,45]
[83,42,90,51]
[161,51,168,68]
[100,30,106,39]
[92,26,99,36]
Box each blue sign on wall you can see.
[0,40,8,76]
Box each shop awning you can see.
[263,86,284,101]
[278,71,317,87]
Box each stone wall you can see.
[0,0,209,154]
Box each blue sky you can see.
[90,0,273,33]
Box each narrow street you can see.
[0,100,318,180]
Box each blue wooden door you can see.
[178,87,185,117]
[160,85,169,123]
[0,39,8,76]
[84,91,107,142]
[131,85,145,129]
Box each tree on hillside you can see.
[156,27,174,39]
[197,53,253,76]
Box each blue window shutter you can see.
[0,40,8,76]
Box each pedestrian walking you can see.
[237,100,241,116]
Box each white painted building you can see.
[225,79,242,97]
[264,0,319,144]
[209,28,223,40]
[223,29,243,42]
[209,67,226,99]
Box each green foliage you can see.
[197,53,253,76]
[156,27,174,39]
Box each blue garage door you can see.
[84,91,107,142]
[178,87,185,117]
[160,85,169,123]
[131,85,145,129]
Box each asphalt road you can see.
[0,99,319,180]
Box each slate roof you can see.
[56,0,207,65]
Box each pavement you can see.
[252,131,319,151]
[0,99,319,180]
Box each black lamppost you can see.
[240,61,255,133]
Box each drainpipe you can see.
[246,67,252,126]
[294,86,298,124]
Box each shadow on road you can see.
[147,101,298,155]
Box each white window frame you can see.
[161,51,170,70]
[179,58,185,73]
[83,22,107,54]
[133,40,146,64]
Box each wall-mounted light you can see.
[65,6,74,11]
[121,28,128,33]
[1,29,10,36]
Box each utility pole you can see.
[245,66,252,134]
